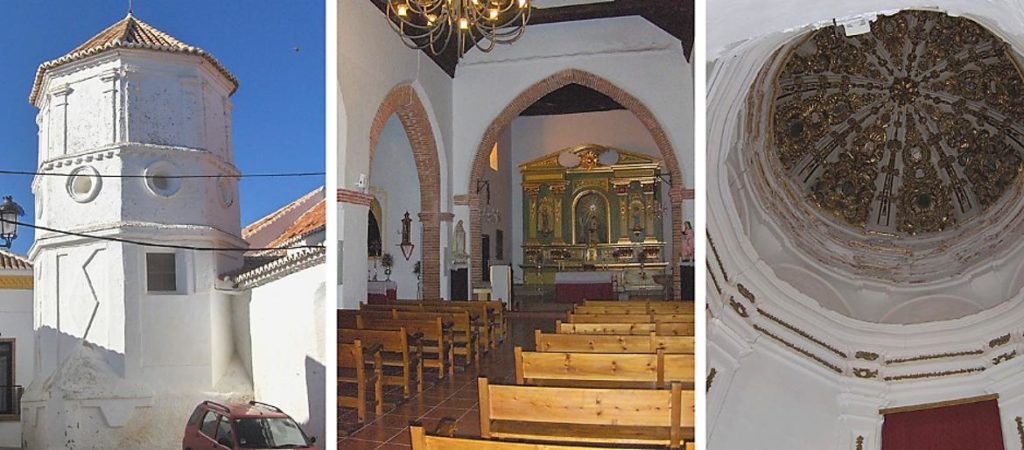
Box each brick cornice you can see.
[337,188,373,207]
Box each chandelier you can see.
[386,0,532,58]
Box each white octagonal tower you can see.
[22,14,251,448]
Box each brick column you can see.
[669,187,693,300]
[418,211,443,299]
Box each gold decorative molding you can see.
[853,368,879,379]
[707,368,717,393]
[886,350,985,365]
[707,261,722,296]
[856,436,864,450]
[757,307,848,358]
[855,351,880,362]
[707,231,728,282]
[1015,416,1023,448]
[990,334,1012,348]
[729,297,749,318]
[736,283,755,303]
[993,351,1017,365]
[883,367,985,382]
[754,324,843,374]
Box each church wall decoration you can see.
[519,144,669,289]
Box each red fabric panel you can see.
[882,399,1005,450]
[554,282,614,303]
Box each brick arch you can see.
[467,69,687,297]
[370,84,442,299]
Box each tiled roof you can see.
[0,250,32,271]
[242,187,324,240]
[264,199,326,250]
[222,247,325,290]
[30,13,239,104]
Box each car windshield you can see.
[234,417,309,448]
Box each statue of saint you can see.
[588,216,600,246]
[452,220,468,263]
[682,221,695,262]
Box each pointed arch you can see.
[369,85,442,299]
[466,69,687,297]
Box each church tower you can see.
[23,13,250,447]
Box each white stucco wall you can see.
[248,264,327,443]
[0,284,33,448]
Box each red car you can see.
[182,400,318,450]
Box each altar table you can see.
[554,272,614,303]
[367,280,397,304]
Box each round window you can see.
[66,166,102,203]
[217,175,234,207]
[145,161,182,197]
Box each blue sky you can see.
[0,0,325,255]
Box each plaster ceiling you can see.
[365,0,693,75]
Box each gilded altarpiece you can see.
[520,144,668,294]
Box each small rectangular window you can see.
[146,253,177,292]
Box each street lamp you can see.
[0,197,24,249]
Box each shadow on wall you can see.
[303,355,326,444]
[21,328,253,448]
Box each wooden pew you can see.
[368,303,495,356]
[338,339,383,423]
[514,347,694,389]
[535,330,695,354]
[555,321,656,335]
[417,300,506,348]
[409,425,641,449]
[568,313,695,324]
[556,320,695,336]
[392,310,480,366]
[340,327,424,398]
[338,309,359,329]
[361,305,483,362]
[478,378,693,448]
[357,315,455,379]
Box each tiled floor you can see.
[338,318,553,449]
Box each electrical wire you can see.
[2,219,325,253]
[0,169,324,179]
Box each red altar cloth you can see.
[367,280,397,304]
[554,272,614,303]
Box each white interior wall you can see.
[336,0,452,305]
[709,339,845,450]
[369,116,423,299]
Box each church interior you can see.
[336,0,695,448]
[708,2,1024,449]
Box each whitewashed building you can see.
[13,13,325,448]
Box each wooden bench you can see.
[478,378,693,448]
[568,313,695,324]
[390,310,480,366]
[409,425,663,450]
[514,346,694,389]
[338,339,383,423]
[535,330,695,354]
[556,321,695,336]
[556,321,656,335]
[417,300,506,348]
[338,309,359,329]
[358,315,455,379]
[340,327,424,398]
[372,303,494,352]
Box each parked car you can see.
[183,400,318,450]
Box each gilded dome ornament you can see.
[771,10,1024,236]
